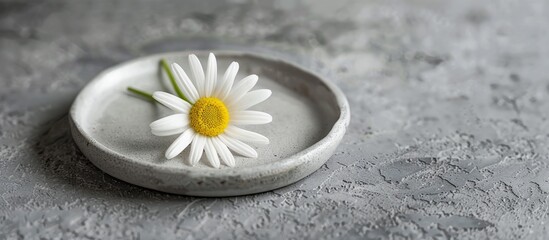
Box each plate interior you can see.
[74,53,340,169]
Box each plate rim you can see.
[70,50,350,179]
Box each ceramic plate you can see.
[69,51,350,196]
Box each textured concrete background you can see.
[1,0,549,239]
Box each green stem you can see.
[127,87,154,102]
[160,59,189,103]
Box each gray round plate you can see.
[69,51,350,196]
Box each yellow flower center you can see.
[189,97,230,137]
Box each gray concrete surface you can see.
[1,0,548,239]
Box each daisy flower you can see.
[149,53,272,168]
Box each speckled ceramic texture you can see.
[69,51,350,196]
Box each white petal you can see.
[189,134,206,165]
[172,63,199,103]
[228,89,271,111]
[225,74,258,105]
[211,137,235,167]
[151,127,187,137]
[165,128,195,159]
[225,126,269,144]
[218,135,258,158]
[216,62,239,100]
[204,139,220,168]
[230,111,272,125]
[204,53,217,97]
[188,54,205,96]
[152,92,191,113]
[150,114,189,132]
